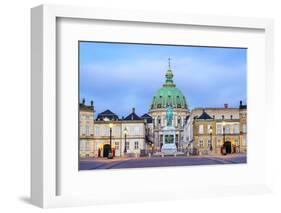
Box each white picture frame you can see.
[31,4,274,208]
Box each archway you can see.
[103,144,111,158]
[224,141,232,154]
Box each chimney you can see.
[90,100,93,107]
[240,100,242,106]
[224,103,228,108]
[132,107,135,113]
[82,98,85,105]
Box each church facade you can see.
[148,66,190,151]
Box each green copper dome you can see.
[150,67,188,110]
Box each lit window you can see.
[234,125,239,134]
[199,125,203,134]
[217,124,222,134]
[225,126,230,134]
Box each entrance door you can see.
[224,141,232,154]
[103,144,111,158]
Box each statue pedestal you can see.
[161,126,177,155]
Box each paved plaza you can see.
[79,154,247,170]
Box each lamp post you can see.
[108,123,113,159]
[209,126,213,152]
[124,127,128,155]
[222,121,226,155]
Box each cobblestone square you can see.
[80,154,246,170]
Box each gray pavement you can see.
[79,154,247,170]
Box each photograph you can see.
[78,41,247,170]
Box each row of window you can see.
[80,126,93,136]
[94,126,142,136]
[199,139,213,148]
[114,141,139,150]
[198,139,240,148]
[80,140,91,151]
[198,124,246,134]
[80,114,93,120]
[81,141,140,152]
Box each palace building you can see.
[184,101,247,155]
[93,108,146,157]
[79,99,95,157]
[79,60,247,158]
[79,105,148,158]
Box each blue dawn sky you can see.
[79,42,247,118]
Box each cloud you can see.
[79,43,246,117]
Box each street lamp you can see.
[124,127,128,154]
[222,121,226,155]
[209,126,213,152]
[108,122,114,159]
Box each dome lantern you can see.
[150,59,188,110]
[163,58,176,87]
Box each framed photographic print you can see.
[31,4,274,208]
[78,41,247,170]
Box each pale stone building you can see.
[92,108,146,157]
[184,101,247,155]
[149,66,190,151]
[79,99,95,157]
